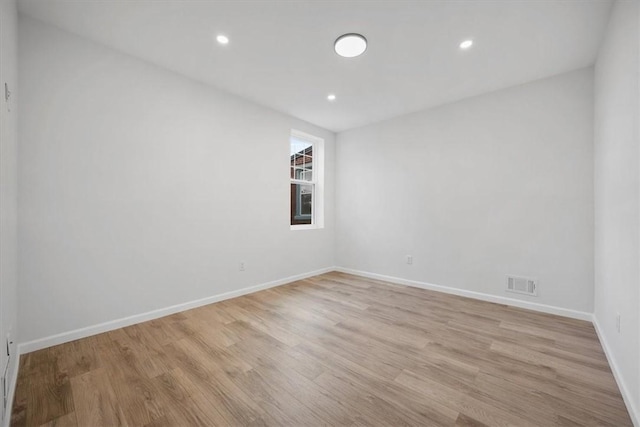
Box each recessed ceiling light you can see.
[334,33,367,58]
[459,39,473,50]
[327,94,336,101]
[216,35,229,45]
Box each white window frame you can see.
[290,129,324,230]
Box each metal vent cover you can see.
[506,275,538,296]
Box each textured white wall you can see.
[336,68,594,313]
[17,17,335,344]
[594,0,640,421]
[0,0,19,423]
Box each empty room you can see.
[0,0,639,425]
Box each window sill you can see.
[290,224,323,231]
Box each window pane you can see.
[300,184,312,215]
[293,153,303,168]
[303,154,313,168]
[292,167,312,182]
[290,137,313,182]
[290,183,313,225]
[290,137,312,156]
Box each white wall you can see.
[0,0,19,423]
[336,68,594,314]
[17,17,335,345]
[594,0,640,422]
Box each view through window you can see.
[290,135,314,225]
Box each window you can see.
[290,130,324,229]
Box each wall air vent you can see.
[506,275,538,296]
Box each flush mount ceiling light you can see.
[459,39,473,50]
[334,33,367,58]
[216,34,229,45]
[327,94,336,101]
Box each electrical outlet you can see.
[239,261,246,272]
[406,255,413,265]
[616,313,621,333]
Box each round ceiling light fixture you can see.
[334,33,367,58]
[216,34,229,45]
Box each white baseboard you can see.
[2,356,19,427]
[18,266,334,355]
[592,315,639,427]
[334,267,592,321]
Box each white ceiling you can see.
[18,0,613,132]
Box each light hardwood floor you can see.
[11,272,632,426]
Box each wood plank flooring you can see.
[11,272,633,426]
